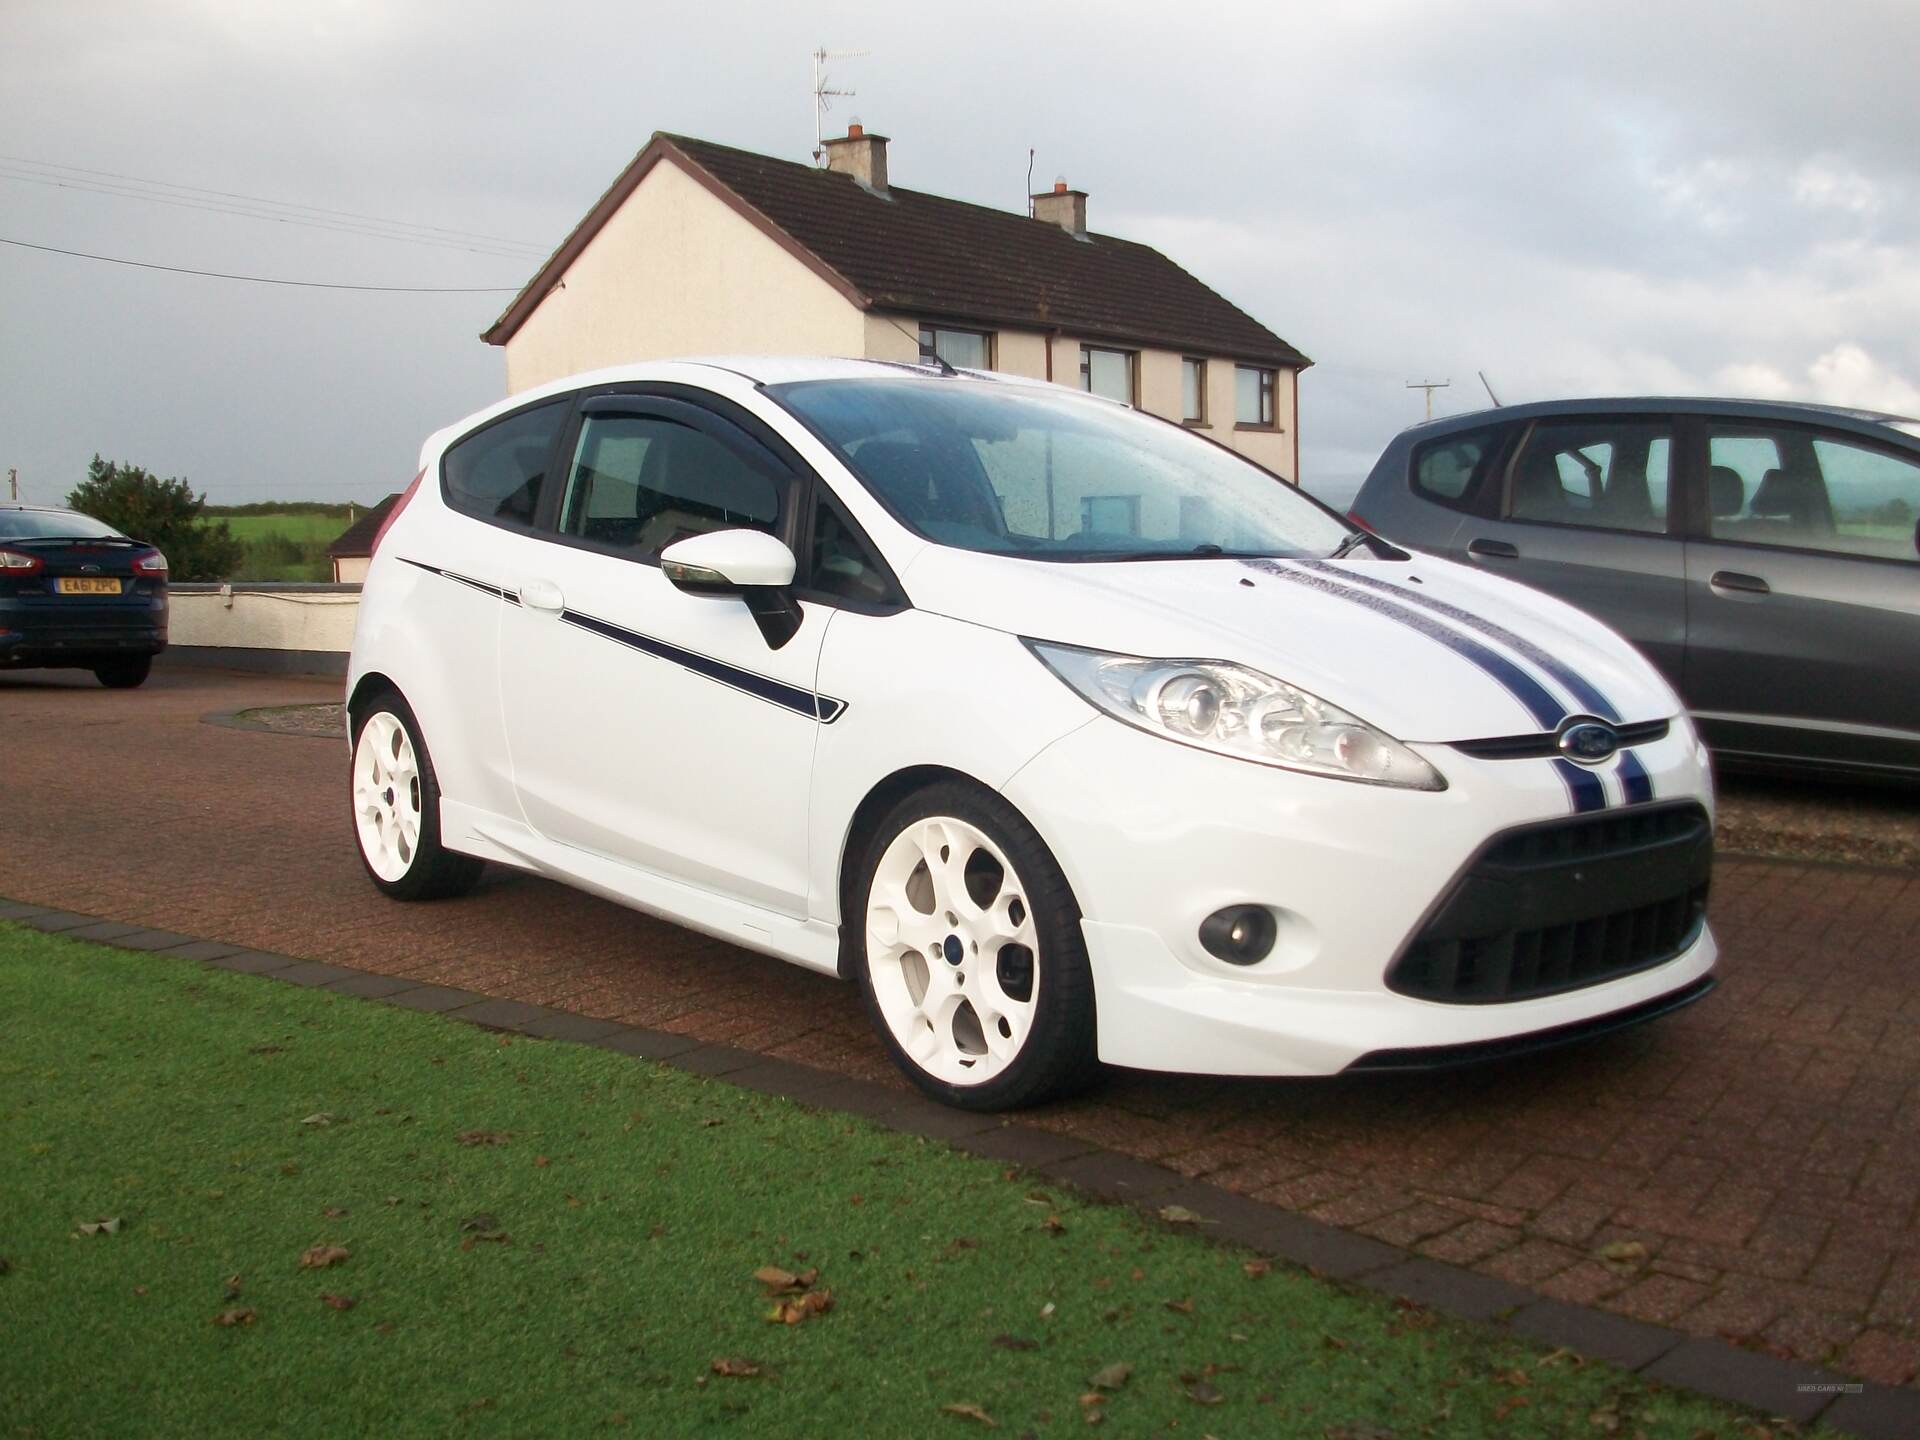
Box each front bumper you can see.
[1001,710,1717,1077]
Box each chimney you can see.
[822,121,889,195]
[1031,177,1088,238]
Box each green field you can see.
[201,506,357,582]
[0,924,1790,1439]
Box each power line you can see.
[0,154,548,252]
[0,165,549,262]
[0,236,520,292]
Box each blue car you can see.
[0,504,169,687]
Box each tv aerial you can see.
[811,46,869,164]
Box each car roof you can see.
[0,503,81,514]
[1401,396,1920,437]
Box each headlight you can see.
[1025,640,1445,791]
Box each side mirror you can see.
[660,529,797,593]
[660,529,803,650]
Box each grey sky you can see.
[3,0,1917,507]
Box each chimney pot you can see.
[1053,180,1067,194]
[822,125,889,195]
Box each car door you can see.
[1459,413,1688,687]
[1681,417,1920,773]
[496,391,833,915]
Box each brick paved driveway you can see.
[5,665,1918,1388]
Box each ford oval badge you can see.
[1558,720,1621,765]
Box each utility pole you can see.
[1406,379,1451,420]
[810,47,868,164]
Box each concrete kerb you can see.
[2,894,1908,1438]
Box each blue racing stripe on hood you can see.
[1295,559,1620,723]
[1246,560,1566,731]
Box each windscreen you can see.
[0,509,125,540]
[769,379,1351,560]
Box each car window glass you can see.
[1708,425,1918,560]
[1508,420,1671,535]
[558,412,780,559]
[1414,428,1500,503]
[443,400,568,526]
[0,509,124,539]
[808,497,893,605]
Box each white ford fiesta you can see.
[346,356,1718,1109]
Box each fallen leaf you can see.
[300,1112,335,1128]
[1589,1407,1622,1433]
[1087,1362,1132,1391]
[1597,1240,1647,1265]
[1242,1259,1272,1280]
[320,1293,356,1311]
[1165,1298,1195,1315]
[1039,1302,1056,1319]
[1078,1392,1106,1408]
[534,1155,550,1168]
[765,1289,833,1324]
[280,1163,301,1176]
[940,1402,995,1427]
[460,1232,511,1251]
[223,1274,243,1300]
[460,1214,502,1233]
[213,1307,257,1327]
[754,1265,819,1294]
[75,1218,121,1237]
[1323,1334,1350,1350]
[322,1207,349,1219]
[298,1245,349,1270]
[1157,1205,1208,1225]
[1042,1214,1067,1235]
[700,1117,724,1128]
[1494,1395,1530,1421]
[710,1356,761,1378]
[456,1130,511,1147]
[1186,1381,1225,1405]
[248,1043,284,1055]
[990,1333,1037,1351]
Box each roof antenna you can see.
[1026,148,1035,216]
[811,46,868,164]
[882,314,957,375]
[1478,370,1503,407]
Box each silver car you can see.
[1350,398,1920,780]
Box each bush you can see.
[65,457,244,581]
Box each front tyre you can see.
[853,782,1097,1111]
[349,690,483,901]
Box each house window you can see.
[918,325,991,370]
[1181,358,1207,424]
[1080,346,1135,404]
[1236,366,1276,427]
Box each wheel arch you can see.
[346,670,402,729]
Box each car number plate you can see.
[56,577,122,595]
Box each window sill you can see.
[1182,420,1212,429]
[1233,422,1284,433]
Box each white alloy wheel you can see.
[865,815,1043,1087]
[353,710,422,883]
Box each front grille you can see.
[1388,802,1712,1004]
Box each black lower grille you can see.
[1388,802,1712,1004]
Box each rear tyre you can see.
[349,689,484,901]
[94,656,152,689]
[852,781,1099,1111]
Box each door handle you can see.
[1709,570,1770,596]
[520,578,565,613]
[1467,538,1519,560]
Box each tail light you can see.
[370,470,425,560]
[0,549,44,575]
[132,550,169,580]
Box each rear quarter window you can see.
[442,400,570,527]
[1412,427,1504,509]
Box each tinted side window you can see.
[1708,424,1920,561]
[442,400,568,526]
[557,413,780,559]
[1412,427,1502,506]
[808,497,895,606]
[1508,419,1671,535]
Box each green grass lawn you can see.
[201,509,354,582]
[0,925,1784,1438]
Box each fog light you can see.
[1198,905,1277,965]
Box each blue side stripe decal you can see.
[1554,759,1608,812]
[1616,749,1654,805]
[557,609,845,723]
[1297,560,1620,723]
[1247,560,1566,730]
[401,556,845,723]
